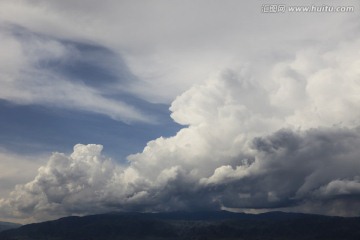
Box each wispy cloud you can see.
[1,0,357,103]
[0,26,152,123]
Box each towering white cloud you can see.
[1,0,360,224]
[2,32,360,222]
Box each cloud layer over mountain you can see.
[1,31,360,222]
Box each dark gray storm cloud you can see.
[209,128,360,212]
[2,127,360,223]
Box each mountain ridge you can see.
[1,211,359,240]
[0,222,21,233]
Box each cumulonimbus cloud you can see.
[1,32,360,223]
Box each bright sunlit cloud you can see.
[0,0,360,223]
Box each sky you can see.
[0,0,360,224]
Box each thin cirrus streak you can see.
[0,26,153,124]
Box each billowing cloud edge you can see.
[1,33,360,223]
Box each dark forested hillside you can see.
[1,211,360,240]
[0,222,21,233]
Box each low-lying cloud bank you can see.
[1,36,360,223]
[2,128,360,223]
